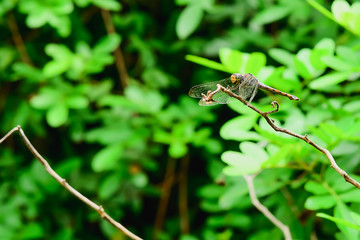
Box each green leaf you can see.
[219,48,243,73]
[220,115,260,141]
[66,95,89,109]
[99,174,121,199]
[339,189,360,203]
[92,0,122,11]
[293,56,312,79]
[309,72,350,90]
[92,144,123,172]
[321,56,353,71]
[268,48,294,68]
[317,213,360,231]
[30,91,58,110]
[244,52,266,76]
[334,202,360,239]
[344,100,360,113]
[198,185,225,199]
[43,44,74,77]
[222,151,256,176]
[12,63,44,82]
[176,4,204,40]
[222,142,268,176]
[251,6,291,25]
[185,55,227,72]
[332,0,351,22]
[305,195,336,210]
[131,172,148,188]
[336,46,360,65]
[0,47,15,70]
[304,181,328,195]
[94,34,121,54]
[46,103,69,127]
[52,15,71,37]
[169,141,187,158]
[21,223,44,239]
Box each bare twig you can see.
[243,174,292,240]
[6,12,32,65]
[100,9,129,89]
[0,125,143,240]
[178,154,190,234]
[207,83,360,189]
[153,157,177,239]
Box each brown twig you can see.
[207,83,360,189]
[0,126,142,240]
[153,157,177,239]
[243,174,292,240]
[100,9,129,89]
[178,154,190,234]
[6,12,32,65]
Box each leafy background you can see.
[1,0,360,239]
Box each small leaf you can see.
[219,48,243,73]
[268,48,294,68]
[317,213,360,231]
[220,115,259,139]
[92,144,123,172]
[30,92,58,110]
[185,55,227,72]
[334,202,360,239]
[66,95,89,109]
[304,181,328,195]
[94,34,121,54]
[293,56,312,79]
[46,103,69,127]
[221,144,266,176]
[321,56,352,71]
[305,195,336,210]
[21,223,44,239]
[169,141,187,158]
[92,0,122,11]
[332,0,351,22]
[176,4,204,40]
[99,174,121,199]
[309,72,350,90]
[131,172,148,188]
[336,46,360,65]
[251,6,291,25]
[244,52,266,76]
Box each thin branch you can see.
[6,12,33,65]
[178,154,190,234]
[100,9,129,89]
[243,174,292,240]
[153,157,177,240]
[205,83,360,189]
[0,126,142,240]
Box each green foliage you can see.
[1,0,360,239]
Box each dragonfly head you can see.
[230,73,243,84]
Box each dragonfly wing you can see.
[188,78,234,98]
[198,91,231,105]
[239,74,258,100]
[239,84,257,100]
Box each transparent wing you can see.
[238,74,258,100]
[198,91,233,106]
[189,77,238,105]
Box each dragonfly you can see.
[188,73,299,106]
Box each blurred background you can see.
[1,0,360,239]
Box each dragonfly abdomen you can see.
[258,82,299,101]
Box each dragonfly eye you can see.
[230,73,241,84]
[230,74,237,84]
